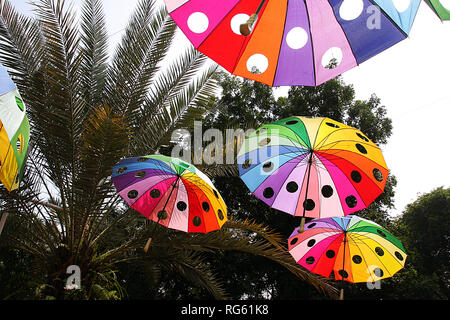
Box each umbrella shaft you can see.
[255,0,266,15]
[301,152,314,218]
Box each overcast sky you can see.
[11,0,450,217]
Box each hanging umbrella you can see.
[0,64,30,192]
[287,215,407,299]
[425,0,450,20]
[237,116,388,231]
[164,0,421,87]
[112,154,227,251]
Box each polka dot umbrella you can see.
[0,64,30,192]
[425,0,450,20]
[237,116,388,232]
[288,215,407,299]
[112,155,228,251]
[164,0,421,86]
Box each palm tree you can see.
[0,0,337,299]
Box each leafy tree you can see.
[393,187,449,299]
[0,0,335,300]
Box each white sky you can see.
[12,0,450,217]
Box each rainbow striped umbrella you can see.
[112,155,227,249]
[425,0,450,20]
[164,0,420,86]
[0,64,30,192]
[238,116,388,231]
[288,215,407,298]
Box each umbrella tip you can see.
[144,237,152,253]
[239,14,258,36]
[239,23,252,36]
[298,217,306,233]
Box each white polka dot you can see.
[187,12,209,34]
[393,0,411,13]
[321,47,343,69]
[286,27,308,50]
[230,14,250,35]
[339,0,364,20]
[439,0,450,10]
[247,54,269,74]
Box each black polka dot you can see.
[307,222,317,229]
[377,229,387,238]
[150,189,161,199]
[127,190,138,199]
[307,239,316,247]
[338,270,348,279]
[202,202,210,212]
[286,181,298,193]
[137,157,149,162]
[356,132,369,142]
[135,170,146,178]
[321,185,334,198]
[326,250,335,258]
[117,167,127,174]
[242,159,252,169]
[395,251,404,261]
[356,143,368,154]
[285,120,299,125]
[326,122,339,128]
[193,216,202,227]
[303,199,315,211]
[306,257,315,265]
[177,201,187,211]
[375,247,384,256]
[373,168,383,182]
[259,138,271,146]
[345,195,357,208]
[290,237,299,246]
[351,170,362,183]
[213,189,219,198]
[217,209,224,220]
[352,255,362,264]
[263,187,274,199]
[157,210,168,220]
[262,162,274,172]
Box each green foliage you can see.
[0,0,336,300]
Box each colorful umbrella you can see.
[112,155,227,250]
[425,0,450,20]
[237,116,388,231]
[288,215,407,298]
[0,64,30,192]
[164,0,421,86]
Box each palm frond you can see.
[79,0,109,109]
[0,0,42,86]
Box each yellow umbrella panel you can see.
[0,65,30,191]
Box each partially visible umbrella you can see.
[112,155,227,251]
[0,63,30,192]
[425,0,450,20]
[164,0,421,86]
[238,116,388,232]
[288,215,407,299]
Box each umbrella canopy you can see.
[238,116,388,229]
[287,215,407,283]
[112,154,228,234]
[164,0,421,86]
[0,64,30,192]
[425,0,450,20]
